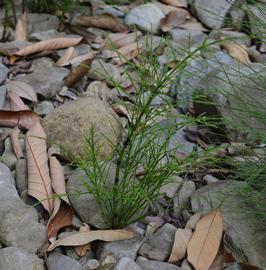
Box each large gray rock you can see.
[137,257,181,270]
[42,97,121,160]
[0,247,44,270]
[48,252,83,270]
[191,181,266,269]
[17,57,69,98]
[114,257,143,270]
[125,4,165,34]
[138,223,177,261]
[0,85,6,109]
[192,0,239,29]
[0,64,8,84]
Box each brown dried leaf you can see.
[56,47,76,67]
[15,11,28,41]
[10,126,24,159]
[105,31,142,49]
[168,228,193,263]
[178,20,209,32]
[6,80,37,102]
[114,42,139,65]
[26,122,53,214]
[74,224,91,256]
[0,110,40,130]
[187,209,223,270]
[221,43,251,64]
[47,148,73,240]
[7,91,29,111]
[65,55,94,87]
[65,23,96,44]
[47,229,134,251]
[13,37,82,57]
[159,0,187,7]
[160,9,190,32]
[75,14,128,32]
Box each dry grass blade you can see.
[6,80,37,102]
[160,9,190,32]
[187,209,223,270]
[15,11,28,41]
[168,228,193,263]
[26,122,53,214]
[13,37,83,57]
[221,43,251,64]
[56,47,76,66]
[74,224,91,256]
[47,229,135,251]
[75,15,128,32]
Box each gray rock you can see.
[0,247,44,270]
[0,137,17,170]
[88,59,121,87]
[28,13,60,34]
[17,58,69,98]
[181,259,193,270]
[114,257,143,270]
[160,175,183,199]
[83,259,100,269]
[125,4,165,34]
[42,97,121,161]
[138,223,177,261]
[0,85,6,109]
[224,263,243,270]
[191,181,266,269]
[0,64,8,83]
[30,29,65,41]
[15,158,27,194]
[136,257,181,270]
[192,0,239,29]
[97,235,144,260]
[174,181,196,217]
[34,101,54,116]
[48,252,83,270]
[202,174,219,184]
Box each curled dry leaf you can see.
[15,11,28,41]
[47,229,135,251]
[75,15,128,32]
[47,147,73,240]
[113,42,139,65]
[221,43,251,64]
[0,110,39,130]
[105,31,142,49]
[160,9,190,32]
[74,224,91,256]
[6,80,37,102]
[7,91,29,111]
[187,209,223,270]
[159,0,187,8]
[26,122,53,214]
[56,47,76,67]
[168,228,193,263]
[12,37,82,58]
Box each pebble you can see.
[48,252,83,270]
[114,257,143,270]
[136,257,181,270]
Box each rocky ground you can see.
[0,0,266,269]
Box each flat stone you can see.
[15,158,27,194]
[138,223,177,261]
[16,57,69,98]
[114,257,143,270]
[0,85,6,109]
[0,247,44,270]
[160,175,183,199]
[0,64,9,84]
[30,29,66,41]
[34,101,54,116]
[125,4,165,34]
[136,257,181,270]
[48,252,83,270]
[42,97,121,161]
[191,181,266,269]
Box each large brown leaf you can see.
[105,32,142,49]
[25,122,53,214]
[168,228,193,263]
[47,229,135,251]
[47,147,73,240]
[12,37,83,57]
[0,110,39,130]
[7,91,30,111]
[15,11,28,41]
[221,43,251,64]
[187,209,223,270]
[75,14,128,32]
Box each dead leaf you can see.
[47,229,134,251]
[7,91,29,111]
[168,228,193,263]
[113,104,132,122]
[6,80,37,102]
[113,42,139,65]
[178,20,209,32]
[187,209,223,270]
[26,122,53,214]
[0,110,39,130]
[75,14,128,32]
[185,212,202,231]
[105,31,142,49]
[160,9,190,32]
[15,11,28,41]
[56,47,76,66]
[209,244,224,270]
[12,37,82,58]
[65,23,96,44]
[65,55,94,87]
[74,224,91,256]
[64,52,94,67]
[47,147,73,240]
[221,43,251,64]
[159,0,187,7]
[10,126,24,159]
